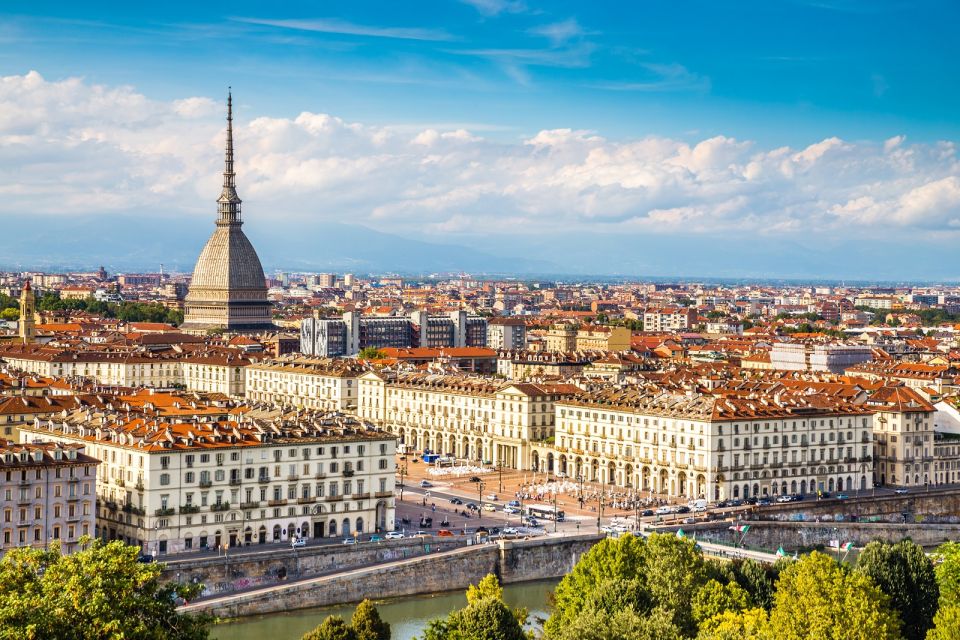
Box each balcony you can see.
[229,478,242,486]
[210,502,231,512]
[267,499,287,507]
[324,495,343,502]
[297,497,315,505]
[343,469,355,477]
[122,503,145,516]
[154,507,175,517]
[105,500,118,511]
[240,501,260,510]
[314,472,327,479]
[353,492,371,500]
[287,474,299,481]
[257,476,270,484]
[199,480,213,489]
[375,491,393,498]
[179,504,200,515]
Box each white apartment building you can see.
[244,357,364,412]
[643,307,697,333]
[0,439,99,556]
[358,371,574,469]
[22,409,396,555]
[551,389,874,501]
[866,386,936,487]
[486,318,527,351]
[0,345,252,396]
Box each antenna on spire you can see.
[217,87,242,226]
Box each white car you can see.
[503,506,519,514]
[342,537,358,545]
[290,537,307,548]
[502,527,519,536]
[654,506,672,515]
[483,503,497,512]
[385,531,404,540]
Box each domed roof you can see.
[188,224,267,293]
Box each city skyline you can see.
[1,1,958,279]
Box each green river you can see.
[211,579,558,640]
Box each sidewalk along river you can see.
[211,579,558,640]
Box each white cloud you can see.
[1,71,958,244]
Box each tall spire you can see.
[217,88,242,226]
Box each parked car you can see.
[342,537,358,545]
[836,493,849,500]
[675,505,691,514]
[641,509,655,517]
[757,498,771,507]
[502,527,519,537]
[776,495,793,503]
[385,531,404,540]
[450,497,464,505]
[894,488,910,495]
[290,537,307,548]
[485,494,499,501]
[136,554,155,563]
[507,500,521,508]
[368,534,383,542]
[469,476,481,483]
[483,503,497,512]
[503,506,519,514]
[466,502,478,511]
[419,480,433,488]
[654,506,672,515]
[437,529,455,537]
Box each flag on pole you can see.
[729,524,750,533]
[842,541,853,552]
[676,529,686,539]
[776,546,786,558]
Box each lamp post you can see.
[478,481,485,526]
[398,459,407,503]
[596,492,604,533]
[553,489,559,534]
[577,475,584,509]
[498,463,503,494]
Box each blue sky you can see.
[5,0,957,144]
[1,1,959,279]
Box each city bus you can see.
[525,503,565,522]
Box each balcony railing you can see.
[240,501,260,510]
[210,502,230,512]
[179,504,200,515]
[267,499,287,507]
[154,507,175,517]
[229,478,242,486]
[199,480,213,488]
[257,476,270,484]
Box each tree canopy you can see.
[855,540,938,640]
[765,552,901,640]
[421,574,527,640]
[301,600,390,640]
[0,538,208,640]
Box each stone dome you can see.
[189,224,267,293]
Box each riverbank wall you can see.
[182,533,603,618]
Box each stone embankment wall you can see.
[660,521,960,551]
[183,534,603,619]
[163,538,465,598]
[760,488,960,523]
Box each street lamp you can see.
[577,475,584,509]
[478,480,485,524]
[498,463,503,494]
[596,492,604,534]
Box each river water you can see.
[211,579,559,640]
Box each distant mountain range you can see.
[0,214,559,275]
[1,213,957,283]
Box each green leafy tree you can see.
[351,599,391,640]
[0,308,18,321]
[766,552,901,640]
[856,540,938,640]
[553,606,682,640]
[730,558,780,610]
[692,579,750,626]
[927,604,960,640]
[696,607,769,640]
[547,533,707,638]
[358,347,387,360]
[421,574,527,640]
[302,616,357,640]
[547,535,647,636]
[0,538,209,640]
[933,541,960,606]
